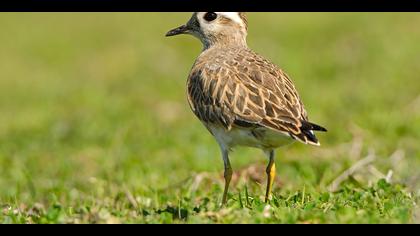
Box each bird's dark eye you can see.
[203,12,218,22]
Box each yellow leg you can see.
[265,150,276,203]
[222,166,232,205]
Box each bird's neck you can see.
[202,33,248,51]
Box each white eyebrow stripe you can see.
[216,12,244,26]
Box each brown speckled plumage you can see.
[187,45,326,147]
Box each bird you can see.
[166,12,327,205]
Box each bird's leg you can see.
[221,148,232,206]
[265,150,276,203]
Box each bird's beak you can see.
[165,24,190,37]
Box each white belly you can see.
[207,125,294,149]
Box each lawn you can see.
[0,12,419,223]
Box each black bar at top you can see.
[1,0,420,12]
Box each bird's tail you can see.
[292,120,327,146]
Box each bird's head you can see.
[166,12,248,49]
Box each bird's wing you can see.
[187,49,326,145]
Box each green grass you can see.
[0,13,419,223]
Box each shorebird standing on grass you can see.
[166,12,327,205]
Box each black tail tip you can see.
[313,124,327,132]
[302,120,327,132]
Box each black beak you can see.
[165,25,190,37]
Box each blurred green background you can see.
[0,13,419,223]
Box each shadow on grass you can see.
[156,206,189,221]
